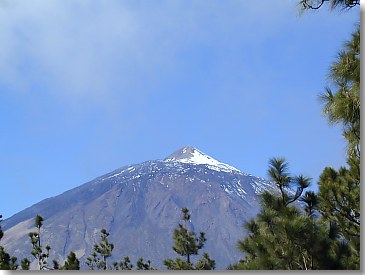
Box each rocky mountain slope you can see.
[2,146,276,269]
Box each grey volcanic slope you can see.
[2,146,276,269]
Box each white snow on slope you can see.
[164,147,241,173]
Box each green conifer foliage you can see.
[318,165,360,268]
[61,251,80,270]
[0,215,3,241]
[164,258,193,270]
[0,214,18,270]
[116,256,133,270]
[300,191,319,217]
[316,26,360,269]
[21,258,30,270]
[320,28,360,161]
[136,258,154,270]
[52,259,59,270]
[172,208,206,264]
[85,251,99,270]
[164,208,215,270]
[0,214,9,270]
[27,214,57,270]
[194,252,216,270]
[86,228,114,270]
[233,159,354,270]
[0,246,11,270]
[267,158,311,206]
[300,0,359,10]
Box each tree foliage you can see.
[109,256,132,270]
[300,190,319,217]
[171,208,206,263]
[0,246,18,270]
[300,0,360,10]
[136,258,154,270]
[268,158,311,206]
[194,252,216,270]
[320,26,360,160]
[316,25,360,269]
[317,164,360,268]
[86,228,154,270]
[61,251,80,270]
[20,258,30,270]
[233,159,355,270]
[164,208,215,270]
[235,17,360,269]
[85,228,114,270]
[28,214,54,270]
[0,215,3,241]
[0,214,18,270]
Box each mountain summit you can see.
[2,146,275,269]
[164,146,241,173]
[164,145,199,160]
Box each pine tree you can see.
[0,214,9,270]
[300,0,359,10]
[52,259,59,270]
[267,158,311,206]
[172,208,206,264]
[61,251,80,270]
[28,215,47,270]
[28,214,57,270]
[164,208,215,270]
[233,159,350,270]
[85,251,99,270]
[85,228,114,270]
[194,252,216,270]
[164,258,193,270]
[85,229,152,270]
[21,258,30,270]
[0,246,11,270]
[116,256,133,270]
[136,258,154,270]
[316,26,360,269]
[0,214,18,270]
[319,27,360,161]
[95,228,114,270]
[317,165,360,269]
[300,191,319,217]
[0,215,3,241]
[297,4,359,270]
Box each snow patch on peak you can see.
[164,146,241,173]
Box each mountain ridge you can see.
[2,146,276,269]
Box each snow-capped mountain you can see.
[164,145,241,173]
[2,146,276,269]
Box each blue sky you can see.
[0,0,359,219]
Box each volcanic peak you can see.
[164,146,241,173]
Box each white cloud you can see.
[0,0,296,105]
